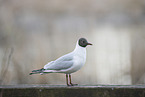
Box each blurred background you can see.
[0,0,145,85]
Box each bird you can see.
[29,38,92,86]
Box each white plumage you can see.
[30,38,92,86]
[43,41,86,74]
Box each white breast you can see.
[65,42,86,74]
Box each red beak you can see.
[87,43,92,45]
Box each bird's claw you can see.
[67,83,78,86]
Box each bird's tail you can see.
[29,68,45,75]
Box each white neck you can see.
[73,41,86,56]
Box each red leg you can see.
[69,74,78,86]
[66,74,70,86]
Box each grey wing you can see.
[44,61,54,69]
[44,52,74,70]
[46,61,73,70]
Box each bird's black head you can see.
[78,38,92,47]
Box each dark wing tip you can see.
[29,72,33,75]
[29,68,45,75]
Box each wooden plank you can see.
[0,85,145,97]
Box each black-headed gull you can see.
[30,38,92,86]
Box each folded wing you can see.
[44,53,74,70]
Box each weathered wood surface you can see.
[0,85,145,97]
